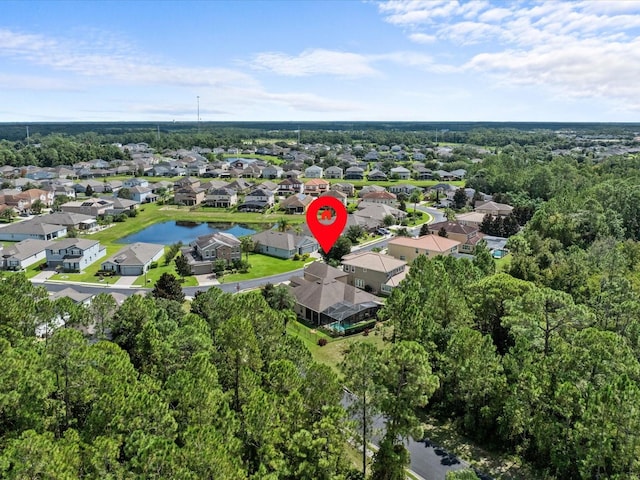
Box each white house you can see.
[46,238,106,272]
[0,239,51,270]
[304,165,324,179]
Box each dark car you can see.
[441,454,460,466]
[434,447,448,457]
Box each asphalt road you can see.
[342,390,467,480]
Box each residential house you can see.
[174,176,201,190]
[434,170,456,181]
[262,165,284,179]
[277,178,304,196]
[367,169,388,181]
[238,188,274,212]
[358,185,386,197]
[427,220,482,254]
[341,251,407,296]
[353,203,407,226]
[283,170,301,179]
[105,198,139,216]
[46,238,106,272]
[450,169,467,179]
[345,166,365,180]
[414,166,433,180]
[242,164,263,178]
[364,150,379,161]
[74,180,106,195]
[304,165,324,178]
[0,239,51,270]
[174,183,206,206]
[206,187,238,208]
[331,182,355,197]
[228,158,256,170]
[0,219,67,242]
[252,230,318,259]
[475,201,514,217]
[187,162,207,176]
[101,243,164,276]
[1,188,54,212]
[225,179,253,194]
[181,232,241,274]
[304,179,330,197]
[388,184,419,196]
[288,272,382,326]
[302,261,349,284]
[260,181,279,193]
[280,193,314,214]
[324,166,343,179]
[319,190,348,206]
[60,198,114,217]
[129,185,156,203]
[387,235,461,263]
[360,190,398,206]
[32,212,98,232]
[456,211,486,227]
[123,178,149,189]
[390,166,411,180]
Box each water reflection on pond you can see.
[117,220,260,244]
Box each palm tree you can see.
[240,236,255,262]
[277,217,290,232]
[409,189,423,214]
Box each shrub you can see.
[292,253,301,261]
[317,337,328,347]
[149,262,158,269]
[301,253,310,260]
[363,328,370,337]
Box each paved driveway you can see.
[30,270,58,283]
[114,275,140,287]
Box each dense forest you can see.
[0,122,638,168]
[2,125,640,478]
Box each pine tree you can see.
[152,273,185,303]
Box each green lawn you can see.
[287,320,389,374]
[223,253,309,282]
[24,259,48,279]
[132,249,198,287]
[495,253,512,272]
[50,244,122,285]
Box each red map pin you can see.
[306,196,348,254]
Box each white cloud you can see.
[408,33,436,43]
[0,28,257,89]
[0,74,79,91]
[250,49,379,77]
[377,0,640,112]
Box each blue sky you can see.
[1,0,639,122]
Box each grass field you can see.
[223,253,309,282]
[286,320,389,374]
[132,252,198,287]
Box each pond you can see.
[117,221,258,245]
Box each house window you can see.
[355,278,364,288]
[400,255,406,261]
[362,268,367,273]
[343,265,349,272]
[381,284,392,293]
[351,266,355,273]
